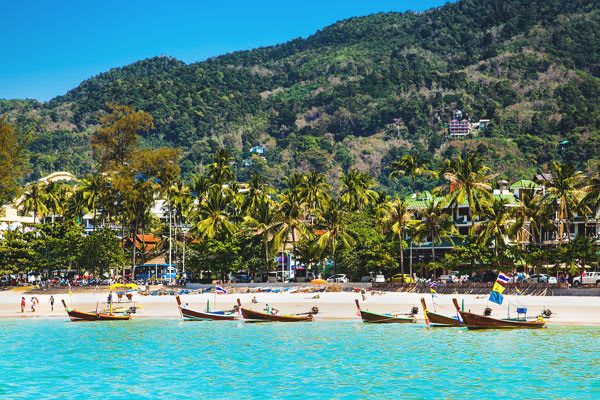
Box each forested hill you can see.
[2,0,600,193]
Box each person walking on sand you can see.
[20,297,25,313]
[31,297,36,312]
[107,291,113,307]
[49,295,54,312]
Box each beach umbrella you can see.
[311,279,327,284]
[109,283,126,290]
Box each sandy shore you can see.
[2,288,600,324]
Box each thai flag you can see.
[496,272,510,285]
[429,282,441,288]
[215,285,227,294]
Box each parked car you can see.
[374,274,385,283]
[572,271,600,286]
[388,274,414,283]
[232,274,250,283]
[548,276,558,284]
[523,274,548,284]
[439,271,460,283]
[508,273,527,283]
[327,274,349,283]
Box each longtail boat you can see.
[452,298,545,330]
[62,299,131,322]
[420,298,461,327]
[176,295,238,321]
[355,299,416,324]
[237,299,316,322]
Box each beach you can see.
[2,288,600,324]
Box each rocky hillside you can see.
[2,0,600,193]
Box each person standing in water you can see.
[49,295,54,311]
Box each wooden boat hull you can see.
[240,307,313,322]
[421,298,461,327]
[355,299,415,323]
[452,298,544,329]
[62,300,130,322]
[176,296,237,321]
[358,310,416,324]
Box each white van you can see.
[267,271,279,283]
[572,271,600,285]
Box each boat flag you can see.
[496,272,510,285]
[515,288,522,295]
[68,281,74,296]
[429,282,441,288]
[492,282,506,294]
[215,285,227,294]
[489,290,504,305]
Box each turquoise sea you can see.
[1,319,599,399]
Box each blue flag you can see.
[489,290,504,305]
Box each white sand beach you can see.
[2,288,600,324]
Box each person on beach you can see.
[31,297,36,312]
[107,291,113,307]
[252,296,257,304]
[49,295,54,311]
[21,297,25,313]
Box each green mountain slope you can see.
[2,0,600,192]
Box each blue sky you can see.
[0,0,451,101]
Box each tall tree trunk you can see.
[291,228,297,280]
[131,214,140,280]
[332,238,336,277]
[398,230,404,277]
[409,239,413,278]
[264,239,270,272]
[431,228,436,263]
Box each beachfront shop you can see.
[275,253,335,280]
[134,264,177,283]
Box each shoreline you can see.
[2,290,600,325]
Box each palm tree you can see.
[20,181,48,224]
[440,152,494,222]
[369,190,389,221]
[340,169,376,211]
[81,174,106,231]
[206,148,235,186]
[43,181,68,224]
[511,186,548,248]
[283,173,305,196]
[312,198,356,276]
[244,195,278,272]
[191,187,237,239]
[414,198,457,263]
[272,191,307,278]
[65,188,89,224]
[243,174,274,214]
[544,162,585,242]
[381,197,412,277]
[389,154,437,193]
[191,174,211,203]
[302,171,331,212]
[472,198,516,258]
